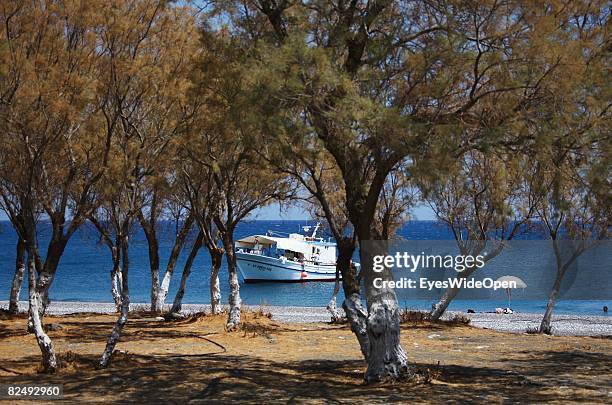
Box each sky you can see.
[0,203,436,221]
[250,203,436,221]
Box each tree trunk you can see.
[539,269,565,334]
[540,260,567,334]
[35,238,68,316]
[110,262,122,313]
[8,238,26,314]
[99,235,130,368]
[429,286,461,321]
[360,241,409,383]
[326,266,342,322]
[223,238,241,330]
[157,273,171,312]
[27,256,57,373]
[156,215,195,312]
[140,215,162,313]
[150,267,162,313]
[429,265,478,321]
[540,239,583,334]
[170,232,204,314]
[209,248,223,315]
[337,240,369,358]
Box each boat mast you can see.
[311,222,320,238]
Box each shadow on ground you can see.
[1,349,609,403]
[0,312,610,403]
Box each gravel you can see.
[2,300,610,336]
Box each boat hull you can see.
[236,252,338,282]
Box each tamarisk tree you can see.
[186,29,293,329]
[92,0,199,367]
[0,0,112,372]
[212,0,575,382]
[175,158,225,315]
[418,149,536,320]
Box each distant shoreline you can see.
[2,300,610,337]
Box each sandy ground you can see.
[2,301,611,336]
[0,310,611,404]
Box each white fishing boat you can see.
[235,223,348,282]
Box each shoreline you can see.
[1,300,611,337]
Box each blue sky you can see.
[250,203,436,220]
[0,204,435,221]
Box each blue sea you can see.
[0,220,609,316]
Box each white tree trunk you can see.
[27,258,57,373]
[9,239,26,314]
[336,243,370,358]
[210,251,222,315]
[150,268,161,313]
[224,247,241,330]
[343,292,370,357]
[361,242,409,383]
[100,237,130,368]
[157,271,172,311]
[99,294,129,368]
[170,233,203,314]
[326,268,342,322]
[364,294,408,383]
[110,265,122,312]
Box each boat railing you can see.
[266,230,289,237]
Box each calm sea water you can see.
[0,220,609,315]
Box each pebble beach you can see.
[2,300,610,336]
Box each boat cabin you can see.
[235,234,336,265]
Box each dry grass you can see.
[0,309,26,320]
[399,309,471,326]
[0,312,610,403]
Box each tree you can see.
[90,0,199,367]
[139,200,195,313]
[175,158,225,315]
[508,0,610,334]
[417,148,536,320]
[0,0,111,372]
[212,0,564,382]
[186,29,294,329]
[89,209,125,312]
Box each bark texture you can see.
[9,239,26,314]
[540,265,566,334]
[429,264,480,321]
[337,242,369,358]
[170,232,204,314]
[361,242,409,383]
[209,249,223,315]
[110,265,122,312]
[224,241,241,330]
[364,295,408,383]
[326,267,342,322]
[99,236,130,368]
[27,257,57,373]
[429,286,461,321]
[150,267,162,313]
